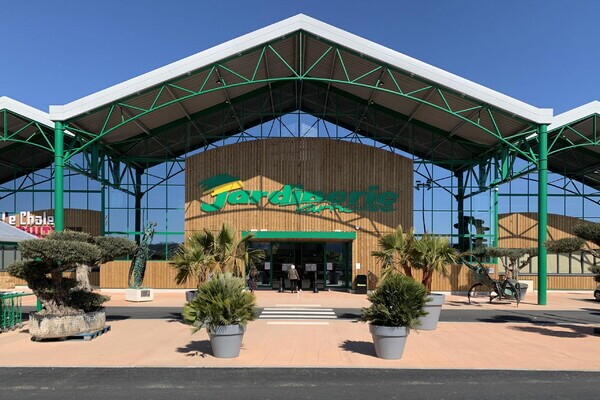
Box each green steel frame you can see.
[4,31,599,305]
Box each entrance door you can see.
[248,240,350,290]
[271,242,296,290]
[298,242,324,291]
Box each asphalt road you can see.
[19,306,600,326]
[0,368,598,399]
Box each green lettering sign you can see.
[199,176,399,214]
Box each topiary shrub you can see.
[361,273,429,329]
[8,231,136,316]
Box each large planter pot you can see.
[208,324,245,358]
[29,311,106,340]
[419,293,445,330]
[369,324,408,359]
[185,290,198,303]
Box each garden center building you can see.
[1,15,600,304]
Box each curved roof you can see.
[50,14,552,124]
[0,97,56,184]
[45,14,552,174]
[545,101,600,189]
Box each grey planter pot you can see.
[419,293,445,330]
[208,324,245,358]
[369,324,408,359]
[185,290,198,303]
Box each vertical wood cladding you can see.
[499,212,595,248]
[185,138,413,282]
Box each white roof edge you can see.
[49,13,553,124]
[0,96,54,128]
[0,220,39,242]
[548,101,600,131]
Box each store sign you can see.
[199,174,399,214]
[1,211,55,238]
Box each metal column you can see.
[537,124,548,305]
[53,121,65,232]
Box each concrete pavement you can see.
[1,288,598,370]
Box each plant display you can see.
[478,247,537,281]
[546,222,600,282]
[412,234,458,291]
[371,225,416,279]
[371,225,458,291]
[8,231,136,316]
[182,273,255,332]
[361,273,428,329]
[171,223,265,290]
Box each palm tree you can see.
[371,225,416,279]
[412,234,458,292]
[171,223,265,290]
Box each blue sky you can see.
[1,0,599,115]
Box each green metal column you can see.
[537,124,548,305]
[54,121,65,232]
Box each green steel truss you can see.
[57,31,541,167]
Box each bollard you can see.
[313,271,318,293]
[278,276,284,293]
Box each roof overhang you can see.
[50,14,552,124]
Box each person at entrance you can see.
[288,265,299,293]
[247,267,258,293]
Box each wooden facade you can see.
[498,212,595,248]
[185,138,413,285]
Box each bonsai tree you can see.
[361,273,429,328]
[371,225,416,279]
[546,222,600,282]
[412,234,459,292]
[478,247,537,282]
[171,223,265,291]
[8,231,136,316]
[182,272,256,333]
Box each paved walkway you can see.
[2,289,599,370]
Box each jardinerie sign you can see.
[199,174,399,214]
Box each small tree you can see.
[171,223,265,290]
[412,234,459,292]
[546,222,600,282]
[482,247,538,281]
[8,231,136,316]
[371,225,416,279]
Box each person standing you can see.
[247,267,258,293]
[288,265,299,293]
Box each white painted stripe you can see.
[263,308,333,312]
[259,315,336,319]
[262,311,335,315]
[275,304,322,307]
[267,321,330,325]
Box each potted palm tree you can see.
[361,273,429,359]
[182,273,255,358]
[371,225,416,280]
[171,223,265,302]
[412,233,458,330]
[372,226,458,330]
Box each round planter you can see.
[185,290,198,303]
[208,324,245,358]
[419,293,445,330]
[369,324,408,359]
[29,311,106,340]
